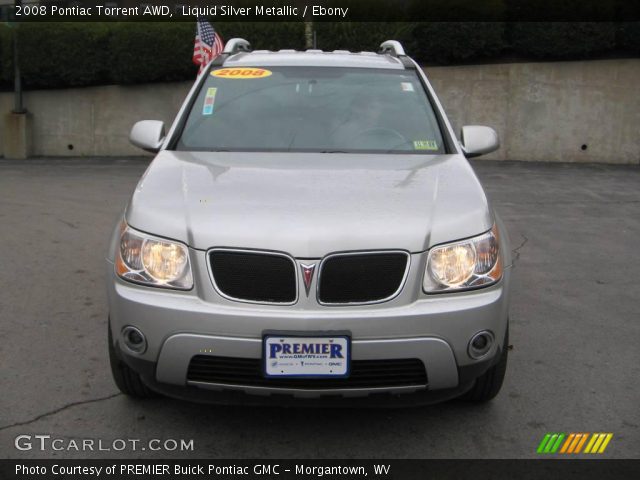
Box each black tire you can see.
[108,320,157,399]
[461,326,509,403]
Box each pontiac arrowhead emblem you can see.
[300,263,316,297]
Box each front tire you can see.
[461,326,509,403]
[108,320,157,399]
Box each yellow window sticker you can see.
[414,140,439,150]
[211,68,272,79]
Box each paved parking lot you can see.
[0,158,638,459]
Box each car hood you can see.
[126,151,492,258]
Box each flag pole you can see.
[13,0,25,113]
[197,22,204,74]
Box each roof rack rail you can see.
[223,38,252,55]
[209,38,251,67]
[379,40,406,57]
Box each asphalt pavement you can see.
[0,158,638,459]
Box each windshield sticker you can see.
[401,82,415,92]
[211,68,272,79]
[414,140,439,150]
[202,87,217,115]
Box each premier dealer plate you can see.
[263,335,350,377]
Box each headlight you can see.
[424,224,502,293]
[115,222,193,290]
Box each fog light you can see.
[468,331,494,359]
[122,326,147,354]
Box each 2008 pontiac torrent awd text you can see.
[106,39,512,406]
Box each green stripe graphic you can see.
[544,434,559,453]
[537,433,565,454]
[537,434,552,453]
[537,432,612,454]
[537,434,551,453]
[550,434,565,453]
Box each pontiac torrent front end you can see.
[106,39,511,406]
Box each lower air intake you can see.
[187,356,427,389]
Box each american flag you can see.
[193,18,224,75]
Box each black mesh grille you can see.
[210,251,296,303]
[187,356,427,389]
[318,253,408,304]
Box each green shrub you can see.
[17,23,111,89]
[107,22,306,84]
[0,19,636,91]
[617,22,640,53]
[409,0,506,22]
[0,24,13,87]
[108,23,194,84]
[411,22,506,64]
[315,22,506,65]
[509,22,617,59]
[217,22,305,51]
[315,22,416,53]
[506,0,614,22]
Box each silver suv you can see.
[107,39,511,406]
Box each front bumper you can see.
[116,346,490,407]
[107,257,510,402]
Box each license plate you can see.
[263,335,350,377]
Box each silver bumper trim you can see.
[188,381,426,398]
[156,334,459,395]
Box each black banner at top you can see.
[3,0,640,22]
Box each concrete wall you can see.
[0,59,638,163]
[426,59,640,164]
[0,82,191,157]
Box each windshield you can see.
[175,66,446,154]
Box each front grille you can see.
[210,250,296,303]
[187,356,427,389]
[318,252,409,304]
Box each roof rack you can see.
[223,38,252,55]
[378,40,415,70]
[378,40,406,57]
[209,38,251,67]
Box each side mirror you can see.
[460,125,499,158]
[129,120,165,153]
